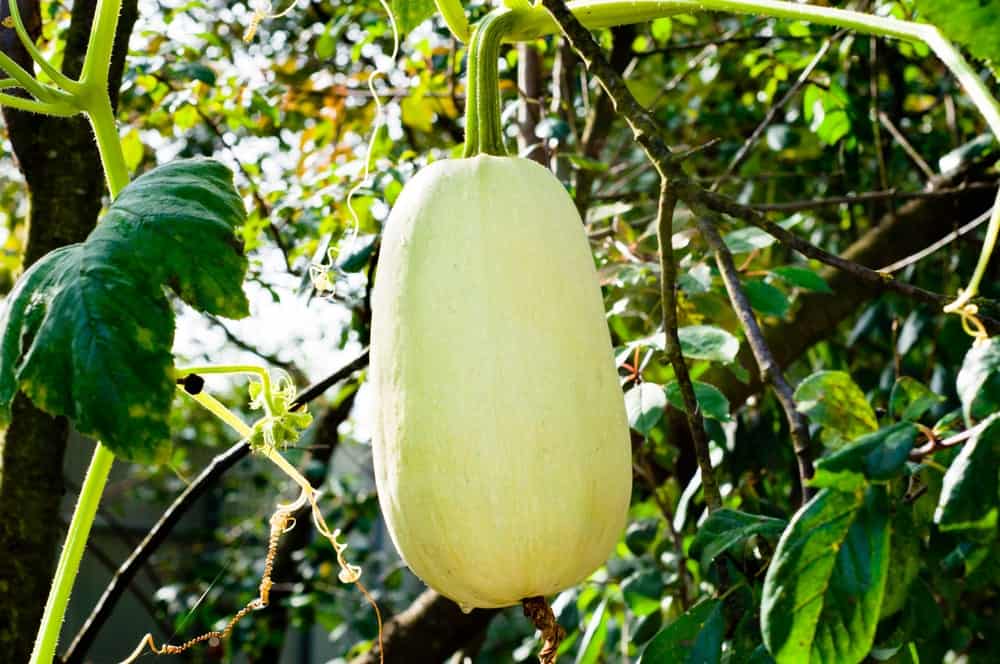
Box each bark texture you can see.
[349,589,499,664]
[0,0,138,660]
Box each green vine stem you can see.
[28,446,115,664]
[462,10,519,157]
[5,0,81,92]
[177,364,280,413]
[27,0,131,660]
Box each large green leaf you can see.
[639,599,724,664]
[745,279,790,319]
[689,508,787,569]
[915,0,1000,64]
[955,337,1000,425]
[0,158,249,462]
[810,422,917,491]
[794,371,878,448]
[935,414,1000,531]
[761,487,890,664]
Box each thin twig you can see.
[878,110,936,180]
[881,206,994,274]
[749,182,997,211]
[592,181,998,208]
[290,349,370,409]
[694,215,815,502]
[699,187,1000,325]
[716,33,841,187]
[909,417,993,460]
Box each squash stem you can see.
[522,596,565,664]
[463,11,518,157]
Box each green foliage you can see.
[390,0,438,32]
[0,159,248,461]
[956,337,1000,424]
[935,414,1000,531]
[916,0,1000,64]
[889,376,944,422]
[625,382,668,434]
[665,380,732,421]
[761,487,890,664]
[770,265,832,294]
[677,325,740,363]
[744,278,790,318]
[794,371,879,447]
[810,422,917,490]
[639,599,724,664]
[689,508,786,568]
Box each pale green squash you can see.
[370,154,632,609]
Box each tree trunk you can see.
[349,589,499,664]
[0,0,138,660]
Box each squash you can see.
[370,154,632,609]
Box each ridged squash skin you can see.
[371,155,632,609]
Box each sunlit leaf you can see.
[794,371,878,448]
[761,487,890,664]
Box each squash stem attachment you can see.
[462,10,518,157]
[522,596,565,664]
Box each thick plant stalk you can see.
[26,0,130,659]
[29,445,115,664]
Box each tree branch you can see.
[540,0,999,332]
[655,182,723,510]
[540,0,815,502]
[693,215,815,499]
